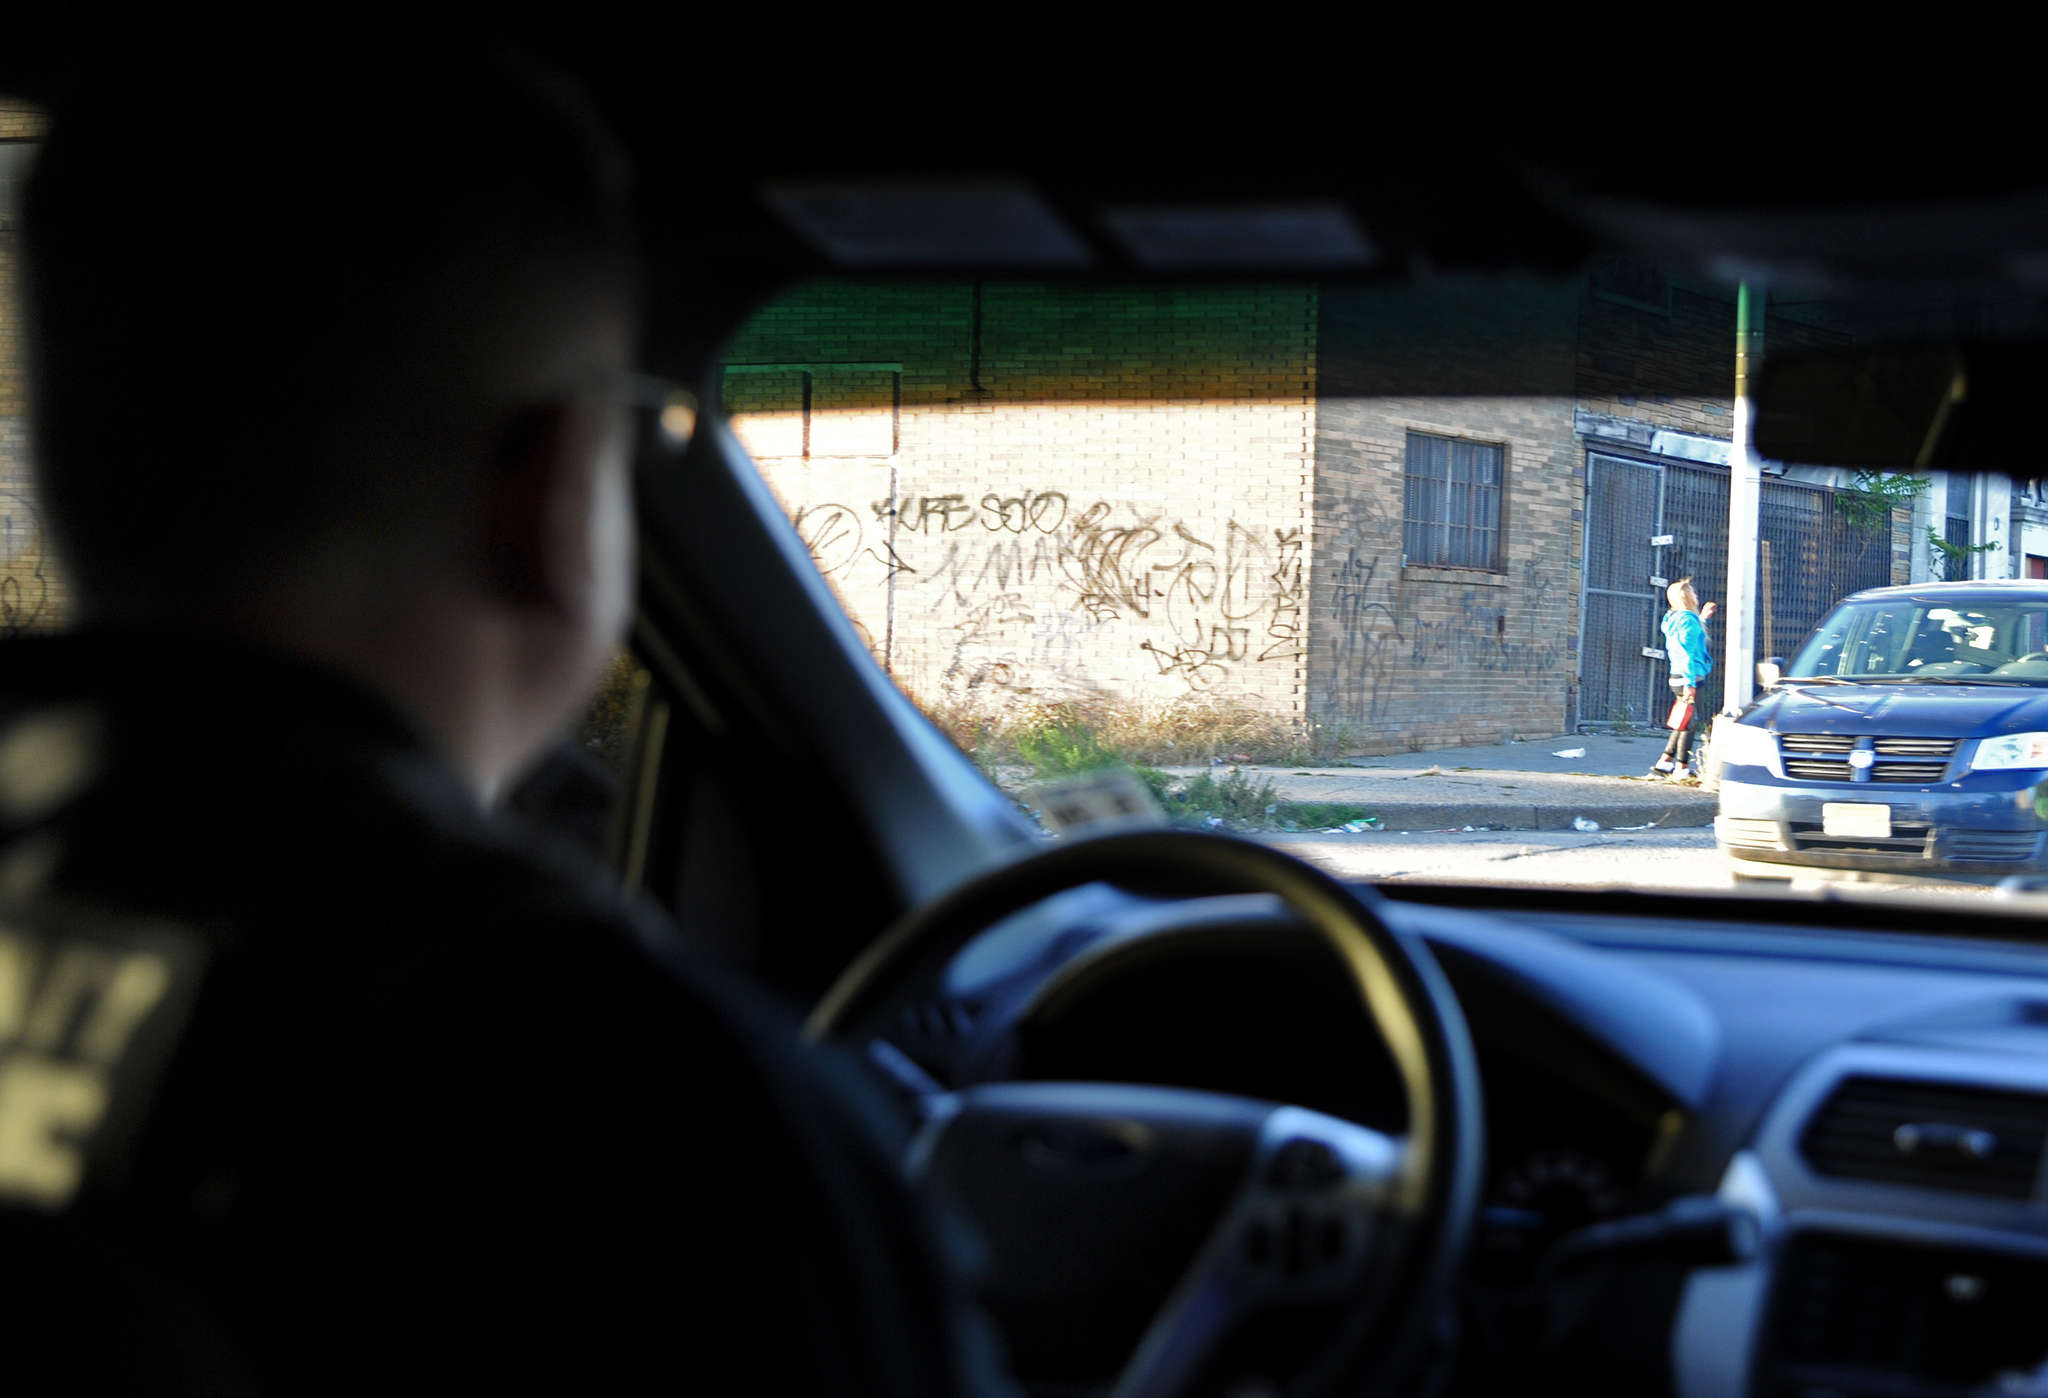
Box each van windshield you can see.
[1788,598,2048,684]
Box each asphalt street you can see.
[1259,828,2002,897]
[1262,829,1728,890]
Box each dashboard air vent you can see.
[1799,1076,2048,1199]
[1761,1231,2048,1389]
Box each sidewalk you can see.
[1155,731,1717,832]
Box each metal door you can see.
[1581,454,1898,725]
[1579,454,1665,724]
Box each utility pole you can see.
[1722,283,1765,715]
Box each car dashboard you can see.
[869,882,2048,1397]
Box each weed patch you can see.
[919,695,1358,772]
[1274,801,1382,831]
[1138,767,1282,828]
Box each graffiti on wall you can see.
[1,419,54,639]
[0,489,52,639]
[1323,489,1563,725]
[790,485,1306,700]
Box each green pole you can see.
[1724,282,1765,716]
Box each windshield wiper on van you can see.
[1897,675,2043,686]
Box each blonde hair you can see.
[1666,577,1697,610]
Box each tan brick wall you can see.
[1309,282,1583,750]
[721,283,1317,725]
[2,103,64,637]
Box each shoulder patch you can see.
[0,898,206,1211]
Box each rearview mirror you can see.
[1757,658,1783,690]
[1752,343,2048,476]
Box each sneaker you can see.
[1649,758,1677,777]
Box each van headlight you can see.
[1969,732,2048,771]
[1718,721,1779,772]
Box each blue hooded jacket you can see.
[1662,608,1713,684]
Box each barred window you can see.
[1403,431,1503,570]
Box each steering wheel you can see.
[2016,652,2048,665]
[806,830,1485,1397]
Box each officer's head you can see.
[21,41,641,797]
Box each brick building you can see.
[1307,279,1581,747]
[727,273,1908,752]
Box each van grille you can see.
[1874,737,1960,758]
[1776,735,1957,784]
[1872,762,1950,784]
[1941,830,2044,862]
[1787,822,1932,857]
[1781,734,1855,754]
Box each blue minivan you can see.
[1717,581,2048,884]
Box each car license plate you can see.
[1822,803,1892,839]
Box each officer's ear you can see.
[482,395,621,618]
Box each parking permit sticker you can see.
[0,903,206,1211]
[1030,769,1166,836]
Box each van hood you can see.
[1752,682,2048,736]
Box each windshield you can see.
[1790,599,2048,683]
[714,270,2048,902]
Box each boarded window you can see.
[1403,431,1503,571]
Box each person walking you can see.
[1652,577,1717,779]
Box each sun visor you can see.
[759,179,1094,270]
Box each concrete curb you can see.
[1277,797,1716,833]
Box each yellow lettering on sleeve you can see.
[0,1058,108,1208]
[76,954,174,1066]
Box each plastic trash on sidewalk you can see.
[1204,815,1226,828]
[1553,747,1586,759]
[1338,817,1383,833]
[1572,816,1601,832]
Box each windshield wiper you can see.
[1897,675,2042,687]
[1779,675,1863,685]
[1776,677,1880,715]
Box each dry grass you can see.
[916,693,1358,773]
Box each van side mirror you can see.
[1757,658,1784,690]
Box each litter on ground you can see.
[1553,747,1586,759]
[1572,816,1601,832]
